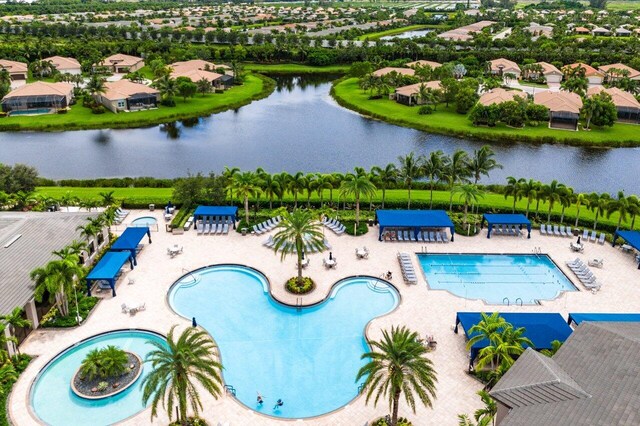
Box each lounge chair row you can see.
[322,218,346,235]
[566,258,602,291]
[386,229,449,243]
[492,224,522,236]
[114,207,130,225]
[540,224,573,237]
[253,216,282,235]
[183,216,194,231]
[197,218,231,235]
[581,229,606,245]
[397,252,418,284]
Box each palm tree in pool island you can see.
[357,326,437,426]
[141,325,223,426]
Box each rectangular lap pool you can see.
[418,253,577,305]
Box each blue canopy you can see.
[377,210,455,241]
[110,226,151,266]
[86,251,133,297]
[482,214,531,239]
[193,206,238,230]
[612,230,640,269]
[568,313,640,327]
[455,312,573,366]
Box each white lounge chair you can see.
[589,230,597,242]
[554,225,561,236]
[582,229,589,240]
[597,233,606,245]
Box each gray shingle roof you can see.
[0,212,97,316]
[492,322,640,426]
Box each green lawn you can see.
[244,63,349,75]
[35,186,638,231]
[518,80,548,89]
[332,78,640,147]
[0,74,273,132]
[357,24,444,41]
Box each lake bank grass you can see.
[357,24,446,41]
[244,63,349,75]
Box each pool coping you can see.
[164,263,403,422]
[26,328,167,426]
[415,252,580,306]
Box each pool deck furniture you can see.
[611,230,640,269]
[355,247,369,259]
[482,214,531,239]
[397,252,418,284]
[588,258,604,268]
[378,210,455,242]
[589,230,597,242]
[323,258,337,269]
[86,251,135,297]
[570,242,584,252]
[597,232,606,245]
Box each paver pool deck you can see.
[10,210,640,426]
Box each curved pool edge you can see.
[165,263,403,422]
[26,328,167,426]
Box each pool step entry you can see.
[180,269,200,287]
[224,385,236,397]
[367,280,391,293]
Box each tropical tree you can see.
[518,179,540,218]
[397,152,425,209]
[339,173,377,226]
[466,312,507,370]
[589,192,611,230]
[272,209,324,286]
[541,180,566,223]
[504,177,524,213]
[371,164,397,209]
[443,150,471,210]
[287,172,307,208]
[356,326,438,426]
[454,184,485,225]
[1,307,31,355]
[0,363,18,392]
[141,326,223,425]
[196,77,211,96]
[558,187,574,224]
[273,172,290,206]
[222,166,240,202]
[312,174,334,208]
[540,340,563,357]
[574,193,589,227]
[469,146,502,184]
[153,75,178,102]
[98,190,116,206]
[30,255,83,317]
[607,191,632,231]
[231,171,259,224]
[474,390,497,426]
[86,74,106,97]
[423,151,445,209]
[259,172,281,209]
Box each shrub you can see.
[91,105,106,114]
[373,417,413,426]
[418,105,433,115]
[57,109,68,114]
[160,97,176,107]
[80,345,129,380]
[285,276,315,294]
[97,381,109,391]
[169,417,209,426]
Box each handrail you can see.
[503,297,510,306]
[224,384,236,396]
[357,383,365,394]
[181,268,197,283]
[515,298,523,307]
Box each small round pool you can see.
[130,216,158,227]
[30,330,166,426]
[168,265,399,419]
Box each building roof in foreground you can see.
[3,81,73,99]
[534,91,583,114]
[0,59,28,74]
[102,80,159,101]
[587,86,640,109]
[43,56,81,71]
[491,322,640,426]
[0,212,97,316]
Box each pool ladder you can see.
[181,268,198,284]
[295,297,302,312]
[357,383,365,394]
[224,384,236,397]
[503,297,523,306]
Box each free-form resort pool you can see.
[168,265,399,419]
[418,254,577,305]
[30,330,166,426]
[130,216,158,227]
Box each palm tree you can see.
[589,192,611,230]
[287,172,307,208]
[260,173,281,209]
[272,210,324,286]
[423,151,445,209]
[274,172,290,206]
[474,390,497,426]
[443,150,471,211]
[60,191,79,211]
[518,179,540,218]
[313,174,334,208]
[141,326,223,425]
[540,340,563,357]
[627,196,640,229]
[222,166,240,202]
[397,152,425,209]
[329,173,344,207]
[558,187,574,224]
[469,146,502,184]
[30,255,83,317]
[98,190,116,206]
[466,312,507,369]
[356,326,438,426]
[541,180,566,223]
[0,307,31,355]
[339,173,377,226]
[504,177,524,213]
[0,363,18,391]
[153,75,178,101]
[303,173,316,208]
[454,184,485,225]
[196,77,211,96]
[371,164,397,209]
[607,191,632,231]
[231,171,259,224]
[86,74,106,97]
[574,193,589,227]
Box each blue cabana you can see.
[482,214,532,239]
[454,312,573,367]
[568,313,640,327]
[376,210,455,241]
[110,226,151,266]
[612,230,640,269]
[86,251,133,297]
[193,206,238,230]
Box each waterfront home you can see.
[488,58,521,79]
[523,62,563,84]
[372,67,415,78]
[478,88,526,106]
[0,59,28,86]
[563,63,604,85]
[587,86,640,124]
[171,59,231,73]
[438,20,495,41]
[534,91,583,130]
[391,80,441,105]
[95,53,144,74]
[170,59,234,89]
[405,60,442,70]
[43,56,82,75]
[1,81,73,114]
[598,63,640,81]
[95,80,160,113]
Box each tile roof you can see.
[171,68,223,83]
[478,88,526,106]
[563,63,604,78]
[587,86,640,109]
[394,81,442,97]
[43,56,81,71]
[532,61,562,76]
[534,91,583,114]
[490,58,521,74]
[372,67,415,77]
[3,81,73,99]
[405,60,442,69]
[0,59,28,74]
[99,54,144,68]
[101,80,159,101]
[598,63,640,79]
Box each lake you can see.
[0,75,638,194]
[381,29,434,40]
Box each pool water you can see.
[168,266,398,419]
[30,330,167,426]
[9,108,52,116]
[418,254,577,304]
[130,216,158,227]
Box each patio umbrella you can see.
[329,252,333,260]
[577,236,581,244]
[192,317,197,327]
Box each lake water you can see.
[381,29,434,40]
[0,75,638,194]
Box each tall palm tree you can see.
[98,190,116,206]
[272,210,324,285]
[423,151,445,209]
[607,191,632,231]
[627,196,640,230]
[444,150,471,211]
[397,152,425,209]
[469,146,502,184]
[260,173,281,210]
[303,173,317,208]
[541,180,566,223]
[30,256,83,317]
[558,187,574,224]
[222,166,240,202]
[1,307,31,355]
[504,177,524,213]
[356,326,438,426]
[339,173,377,226]
[60,191,79,211]
[466,312,507,370]
[589,192,611,230]
[329,173,344,207]
[518,179,540,218]
[454,184,485,225]
[231,171,259,224]
[371,164,397,209]
[313,174,334,208]
[274,172,290,207]
[141,325,223,425]
[86,74,106,97]
[574,192,589,227]
[287,172,307,208]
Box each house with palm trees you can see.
[0,59,28,88]
[95,54,144,74]
[391,80,441,106]
[43,56,82,75]
[1,81,74,114]
[95,80,160,113]
[170,59,234,90]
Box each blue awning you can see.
[568,313,640,327]
[193,206,238,230]
[612,230,640,269]
[455,312,573,365]
[86,251,132,297]
[376,210,455,241]
[110,226,151,266]
[482,214,532,239]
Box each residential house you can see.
[491,322,640,426]
[96,54,144,74]
[405,60,442,70]
[598,63,640,81]
[488,58,521,79]
[0,59,28,87]
[95,80,159,113]
[587,86,640,123]
[591,26,610,36]
[1,81,73,114]
[170,59,233,89]
[478,88,527,106]
[573,26,590,35]
[523,62,563,84]
[437,20,495,41]
[43,56,82,75]
[523,22,553,39]
[391,81,441,106]
[615,27,632,37]
[534,90,583,130]
[563,63,604,85]
[372,67,415,78]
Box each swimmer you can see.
[274,399,284,410]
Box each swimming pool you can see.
[168,265,399,419]
[9,108,52,116]
[30,330,166,426]
[418,254,577,305]
[130,216,158,227]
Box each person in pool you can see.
[257,392,264,405]
[274,399,283,410]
